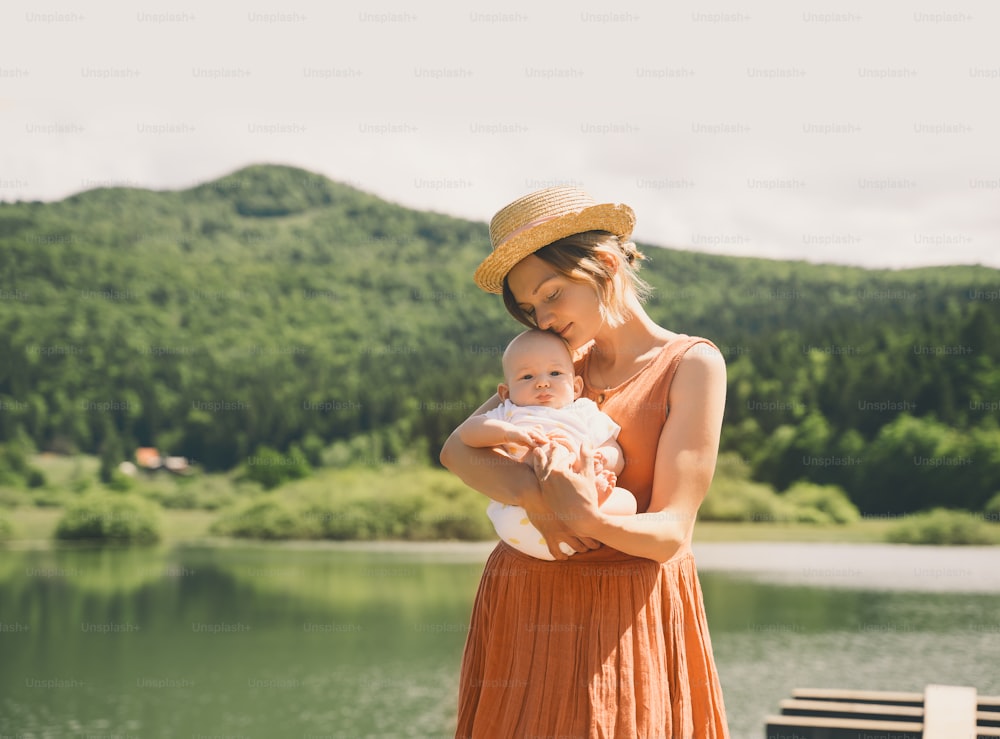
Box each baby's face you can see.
[501,334,581,408]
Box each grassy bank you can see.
[4,508,899,545]
[3,508,219,545]
[2,452,997,547]
[693,519,897,543]
[0,507,915,547]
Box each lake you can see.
[1,540,999,738]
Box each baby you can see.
[458,329,637,560]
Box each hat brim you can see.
[474,202,635,294]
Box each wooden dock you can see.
[765,684,1000,739]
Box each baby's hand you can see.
[504,426,549,449]
[543,430,578,456]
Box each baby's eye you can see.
[545,290,560,302]
[549,370,563,377]
[520,374,533,381]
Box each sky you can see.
[2,0,999,269]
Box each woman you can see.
[440,186,730,738]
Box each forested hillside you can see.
[2,164,998,514]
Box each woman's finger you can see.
[530,444,553,481]
[545,439,575,468]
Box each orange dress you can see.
[455,335,730,739]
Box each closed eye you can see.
[518,289,558,316]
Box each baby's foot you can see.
[595,469,617,505]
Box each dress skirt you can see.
[455,542,730,738]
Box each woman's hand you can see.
[530,440,604,551]
[525,504,600,560]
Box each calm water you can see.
[1,541,999,739]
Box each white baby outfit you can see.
[484,398,620,560]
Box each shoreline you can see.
[5,515,1000,593]
[3,508,902,546]
[5,508,998,557]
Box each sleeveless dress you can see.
[455,335,730,739]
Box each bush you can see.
[55,492,162,544]
[241,444,311,490]
[700,457,862,525]
[885,508,1000,546]
[306,495,396,540]
[300,433,324,467]
[0,442,47,488]
[984,491,1000,522]
[212,464,496,541]
[0,511,16,543]
[701,452,796,523]
[211,497,321,540]
[137,474,237,511]
[699,477,794,523]
[783,482,861,525]
[30,488,70,507]
[0,486,30,507]
[414,490,495,540]
[105,469,136,492]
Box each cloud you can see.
[3,0,998,268]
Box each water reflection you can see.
[1,545,482,738]
[1,543,998,739]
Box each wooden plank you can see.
[791,687,924,706]
[765,713,923,739]
[779,697,923,722]
[924,683,977,739]
[771,686,999,738]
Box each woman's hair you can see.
[502,230,653,329]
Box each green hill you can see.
[2,164,999,515]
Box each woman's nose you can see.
[535,307,554,330]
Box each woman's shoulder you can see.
[644,334,725,391]
[654,333,722,366]
[667,336,727,395]
[666,333,721,357]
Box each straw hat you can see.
[474,186,636,294]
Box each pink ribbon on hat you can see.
[495,213,569,249]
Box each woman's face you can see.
[505,254,604,350]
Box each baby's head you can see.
[498,329,583,408]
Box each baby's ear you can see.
[573,375,584,398]
[497,383,510,401]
